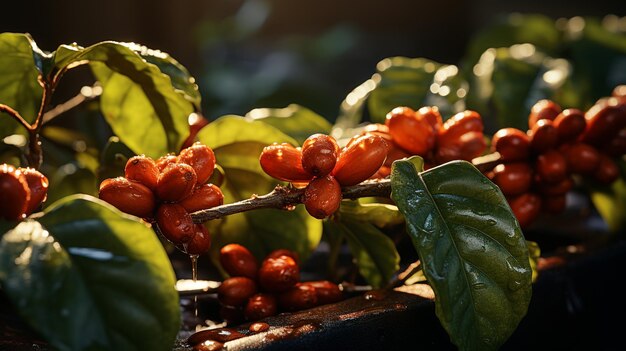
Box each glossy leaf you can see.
[0,33,43,137]
[0,196,180,351]
[197,114,299,149]
[339,200,404,229]
[390,157,532,351]
[323,219,400,288]
[246,104,332,145]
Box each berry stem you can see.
[0,104,32,131]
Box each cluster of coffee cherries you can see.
[363,107,487,178]
[259,133,388,219]
[0,164,48,221]
[487,87,626,228]
[217,243,343,324]
[98,142,223,255]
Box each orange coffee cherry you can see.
[179,183,224,213]
[156,163,197,202]
[563,142,601,175]
[124,155,159,190]
[553,108,586,143]
[417,106,444,133]
[155,154,178,172]
[258,255,300,292]
[528,99,561,129]
[438,110,483,145]
[184,224,212,256]
[244,293,278,321]
[301,134,340,177]
[299,280,343,305]
[535,150,568,184]
[593,154,620,184]
[332,134,388,186]
[491,162,533,197]
[220,244,259,279]
[0,164,30,221]
[303,175,342,219]
[278,283,318,312]
[508,192,542,229]
[491,128,531,162]
[436,131,487,163]
[528,119,558,153]
[99,177,156,218]
[20,167,48,215]
[156,203,195,244]
[178,142,216,185]
[218,277,258,307]
[265,249,300,265]
[385,106,435,156]
[259,143,312,182]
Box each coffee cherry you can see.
[437,131,486,163]
[99,177,155,218]
[491,162,533,196]
[156,163,197,202]
[528,99,561,129]
[542,194,567,214]
[529,119,558,153]
[278,283,318,312]
[384,142,413,167]
[301,134,340,177]
[491,128,531,162]
[181,113,209,150]
[220,244,259,279]
[508,192,542,229]
[593,155,620,184]
[265,249,299,265]
[184,224,212,256]
[219,305,244,325]
[20,167,48,215]
[260,143,312,182]
[536,176,574,196]
[332,134,388,186]
[156,203,195,244]
[124,155,159,190]
[385,106,435,155]
[303,175,342,219]
[582,101,626,146]
[155,154,178,172]
[563,142,600,175]
[438,110,483,144]
[603,128,626,156]
[417,106,443,133]
[244,293,278,321]
[0,164,30,221]
[299,280,343,305]
[258,255,300,292]
[218,277,258,307]
[179,183,224,213]
[178,142,216,185]
[535,150,567,184]
[613,85,626,99]
[553,108,586,143]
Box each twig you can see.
[42,84,102,125]
[0,104,32,130]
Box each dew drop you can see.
[472,282,487,290]
[508,280,523,291]
[486,219,497,226]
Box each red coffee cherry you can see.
[438,110,484,145]
[184,224,212,256]
[179,183,224,213]
[535,150,567,184]
[155,154,178,172]
[332,134,388,186]
[220,244,259,279]
[491,162,533,197]
[218,277,258,307]
[124,155,159,190]
[20,167,48,215]
[508,192,542,229]
[417,106,444,133]
[582,100,626,146]
[491,128,531,162]
[542,194,567,214]
[385,106,435,155]
[278,283,318,312]
[156,163,197,202]
[303,175,342,219]
[301,134,340,177]
[156,203,195,244]
[99,177,156,218]
[536,176,574,196]
[528,99,561,129]
[529,119,558,153]
[219,305,244,325]
[384,142,413,167]
[244,293,278,321]
[260,143,312,182]
[178,142,216,185]
[258,255,300,292]
[563,142,601,175]
[553,108,586,143]
[593,155,620,184]
[436,131,486,163]
[265,249,300,265]
[603,128,626,156]
[0,164,30,221]
[299,280,343,305]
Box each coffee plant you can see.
[0,14,624,351]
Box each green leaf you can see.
[526,240,541,283]
[0,196,180,351]
[246,104,332,145]
[45,162,98,208]
[339,200,404,229]
[197,114,299,149]
[323,219,400,288]
[0,33,43,137]
[390,157,532,351]
[52,41,193,158]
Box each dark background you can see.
[5,0,626,120]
